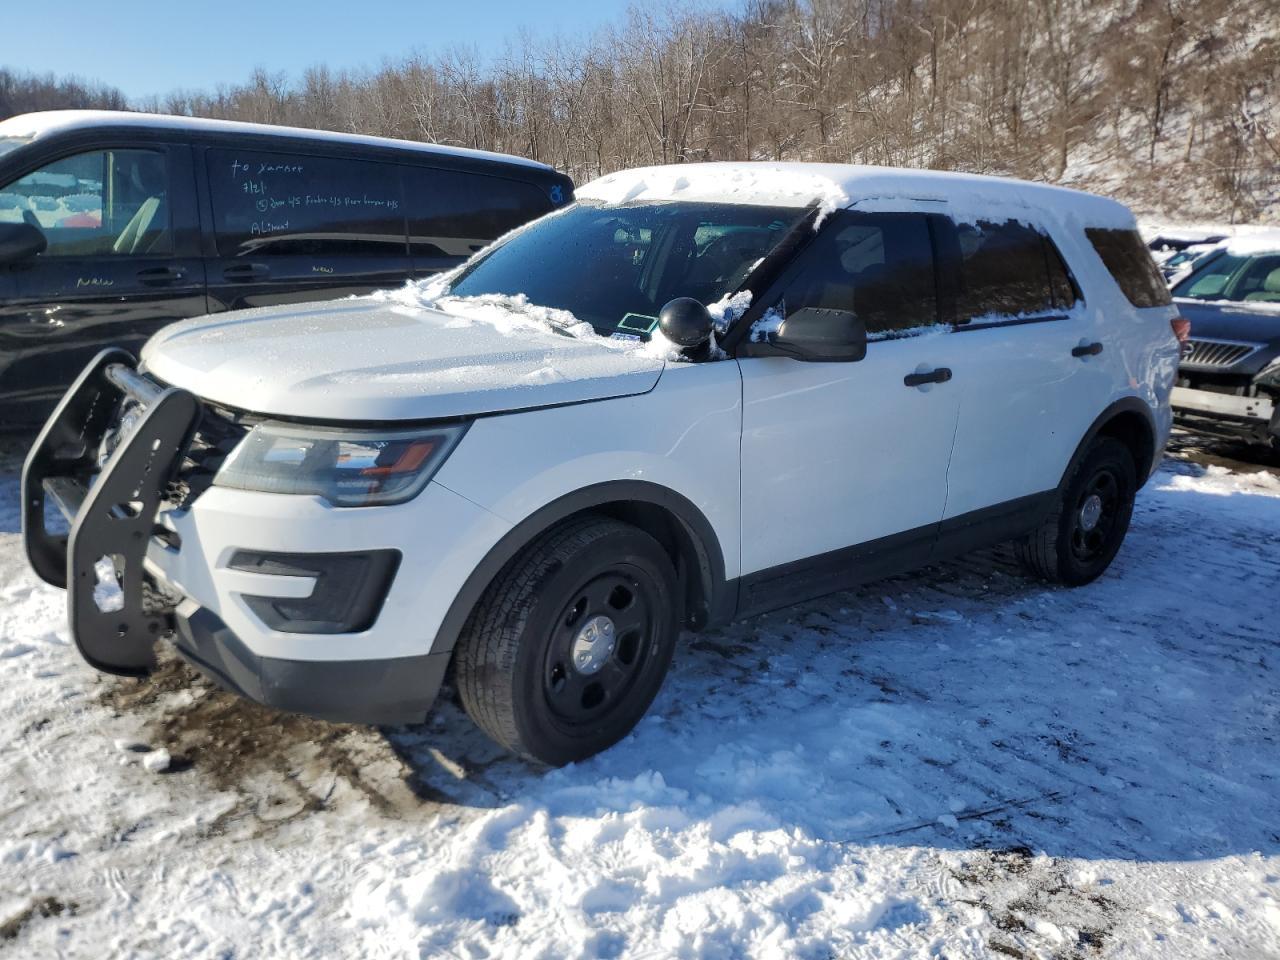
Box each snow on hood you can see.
[141,288,665,422]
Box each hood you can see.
[1175,299,1280,376]
[141,298,664,421]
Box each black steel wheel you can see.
[1017,436,1137,586]
[455,516,679,766]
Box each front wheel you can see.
[454,516,680,766]
[1016,436,1137,586]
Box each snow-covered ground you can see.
[2,441,1279,959]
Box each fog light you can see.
[229,550,400,634]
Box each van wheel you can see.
[1016,436,1137,586]
[454,516,680,766]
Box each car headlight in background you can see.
[214,422,469,507]
[1255,356,1280,388]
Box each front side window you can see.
[404,166,556,258]
[0,149,172,256]
[1172,250,1280,303]
[953,219,1071,323]
[1086,227,1173,307]
[448,201,806,337]
[207,149,405,257]
[768,211,939,336]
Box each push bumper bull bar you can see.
[22,349,201,676]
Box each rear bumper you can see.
[172,603,448,725]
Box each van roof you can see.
[577,162,1135,228]
[0,110,556,173]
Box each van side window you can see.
[402,167,555,258]
[1086,227,1174,307]
[0,149,172,257]
[953,219,1063,323]
[775,211,939,337]
[207,149,406,257]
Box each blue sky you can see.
[4,0,680,101]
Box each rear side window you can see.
[1,148,172,257]
[1086,227,1173,307]
[774,211,939,337]
[403,167,555,258]
[207,149,406,257]
[952,219,1074,323]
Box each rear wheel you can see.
[1016,436,1137,586]
[454,516,679,766]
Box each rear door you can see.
[932,214,1111,531]
[401,165,560,278]
[202,147,412,311]
[0,142,205,421]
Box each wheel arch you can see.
[431,481,731,658]
[1062,397,1159,491]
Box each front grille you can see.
[1182,338,1263,369]
[167,407,249,508]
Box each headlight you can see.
[214,422,468,507]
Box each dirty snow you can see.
[2,444,1279,959]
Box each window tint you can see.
[954,219,1062,322]
[1086,227,1173,307]
[207,149,405,257]
[403,167,555,258]
[774,211,939,336]
[0,149,172,256]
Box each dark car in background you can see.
[1169,233,1280,449]
[0,111,573,427]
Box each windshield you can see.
[0,136,31,163]
[448,201,807,337]
[1173,249,1280,303]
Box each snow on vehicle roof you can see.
[0,110,555,172]
[1223,229,1280,257]
[576,162,1135,227]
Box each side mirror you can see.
[0,221,47,264]
[658,297,713,349]
[750,307,867,362]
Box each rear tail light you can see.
[1171,316,1191,358]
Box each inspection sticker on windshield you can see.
[618,312,659,334]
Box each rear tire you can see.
[1016,436,1137,586]
[454,516,680,766]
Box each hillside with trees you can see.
[4,0,1277,221]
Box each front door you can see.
[0,144,206,424]
[737,210,960,615]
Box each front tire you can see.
[454,516,680,766]
[1016,436,1137,586]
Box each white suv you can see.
[24,163,1181,765]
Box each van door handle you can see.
[1072,341,1104,358]
[136,265,186,285]
[223,263,271,282]
[904,367,952,387]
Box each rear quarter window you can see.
[402,167,556,258]
[1086,227,1172,307]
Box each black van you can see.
[0,111,574,427]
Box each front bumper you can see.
[21,350,450,725]
[1170,385,1279,445]
[172,602,449,725]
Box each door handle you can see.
[136,265,186,285]
[904,367,952,387]
[223,263,271,282]
[1072,341,1104,358]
